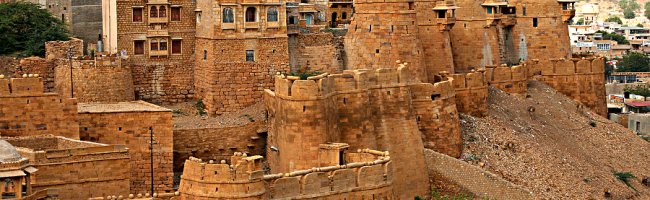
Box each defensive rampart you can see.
[0,77,79,139]
[526,57,607,116]
[54,56,135,103]
[264,64,458,198]
[452,72,489,117]
[178,150,394,199]
[485,65,528,94]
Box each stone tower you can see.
[414,0,457,79]
[344,0,428,82]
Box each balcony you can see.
[147,0,169,4]
[267,21,280,28]
[435,17,456,31]
[147,29,169,37]
[485,13,502,27]
[149,50,168,57]
[148,17,168,24]
[561,9,576,23]
[500,14,516,26]
[287,24,300,34]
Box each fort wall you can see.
[178,151,394,199]
[452,72,489,117]
[265,65,447,198]
[414,0,456,77]
[0,77,79,139]
[130,61,195,104]
[172,121,267,172]
[6,135,130,200]
[15,57,57,92]
[449,0,502,72]
[54,57,135,103]
[527,57,607,116]
[288,33,345,74]
[45,38,84,61]
[510,0,572,62]
[485,65,528,94]
[77,101,174,193]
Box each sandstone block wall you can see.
[7,135,130,200]
[288,33,345,74]
[178,151,395,199]
[511,0,572,62]
[485,65,528,94]
[15,57,57,92]
[452,72,489,117]
[529,57,607,116]
[77,102,174,193]
[45,38,84,61]
[54,57,135,103]
[130,61,195,104]
[265,65,434,198]
[172,121,267,172]
[344,1,427,82]
[449,0,502,72]
[0,77,79,139]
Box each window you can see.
[223,7,234,23]
[171,7,181,21]
[150,40,159,51]
[62,14,65,21]
[150,6,158,18]
[134,40,145,55]
[342,12,347,19]
[159,6,166,17]
[196,12,201,23]
[522,6,526,16]
[487,7,493,14]
[172,40,182,54]
[246,50,254,62]
[203,50,207,60]
[533,18,538,27]
[289,16,298,24]
[267,7,278,22]
[160,39,168,50]
[246,7,257,22]
[437,10,445,18]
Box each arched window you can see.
[223,7,234,23]
[267,7,278,22]
[342,12,347,19]
[150,39,158,51]
[159,6,166,17]
[160,39,167,50]
[150,6,158,18]
[246,7,257,22]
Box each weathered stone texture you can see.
[452,72,489,117]
[0,77,80,139]
[54,57,135,103]
[511,0,572,61]
[130,61,195,104]
[7,135,130,200]
[288,33,345,74]
[172,121,267,172]
[77,102,174,193]
[15,57,57,92]
[531,57,607,116]
[415,0,456,77]
[45,39,84,61]
[485,65,528,94]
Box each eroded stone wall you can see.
[288,33,345,74]
[530,57,607,116]
[485,65,528,94]
[15,57,57,92]
[54,57,135,103]
[452,72,489,117]
[130,61,195,104]
[172,121,267,172]
[45,39,84,61]
[0,77,79,139]
[77,105,174,193]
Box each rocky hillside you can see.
[460,81,650,199]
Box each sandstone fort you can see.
[0,0,649,199]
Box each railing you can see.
[150,50,168,57]
[436,18,456,25]
[148,17,168,24]
[245,22,260,29]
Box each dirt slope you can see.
[461,81,650,199]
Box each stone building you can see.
[193,0,290,114]
[5,135,130,199]
[0,140,37,199]
[327,0,352,28]
[77,101,174,193]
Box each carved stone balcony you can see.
[287,24,300,34]
[222,23,236,30]
[148,17,168,24]
[147,29,169,37]
[149,50,168,57]
[435,18,456,32]
[561,9,576,23]
[245,22,260,29]
[485,13,502,27]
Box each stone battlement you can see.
[0,77,45,96]
[270,64,419,100]
[179,150,393,199]
[526,57,605,76]
[87,192,179,200]
[485,65,528,94]
[451,71,488,117]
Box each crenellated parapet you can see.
[485,64,528,94]
[178,153,266,199]
[451,71,489,117]
[524,56,607,116]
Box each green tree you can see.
[624,8,636,19]
[625,85,650,97]
[0,2,70,57]
[597,30,630,44]
[607,16,623,24]
[645,2,650,20]
[617,52,650,72]
[576,18,585,25]
[638,23,645,27]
